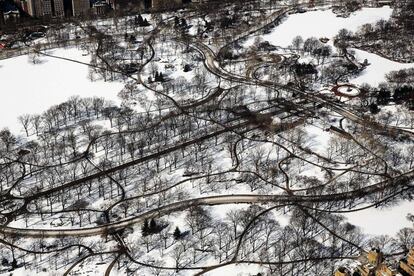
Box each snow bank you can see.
[0,47,124,134]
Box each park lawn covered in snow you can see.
[304,124,331,156]
[350,49,414,86]
[0,47,124,134]
[247,6,393,48]
[344,200,413,236]
[244,6,414,86]
[204,263,265,276]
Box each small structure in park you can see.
[332,84,361,98]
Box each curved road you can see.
[1,167,412,238]
[190,41,414,139]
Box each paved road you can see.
[1,167,412,238]
[1,2,412,242]
[0,195,278,237]
[190,41,414,139]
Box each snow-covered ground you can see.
[244,6,414,86]
[351,49,414,86]
[0,47,124,134]
[246,6,393,48]
[344,200,413,236]
[205,263,265,276]
[305,124,331,155]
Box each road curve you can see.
[190,41,414,138]
[0,195,279,238]
[2,167,413,238]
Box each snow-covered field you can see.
[0,47,124,134]
[247,6,393,48]
[245,6,414,86]
[205,263,265,276]
[0,5,413,275]
[351,49,414,86]
[344,200,413,236]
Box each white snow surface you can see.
[350,49,414,86]
[244,6,414,86]
[344,200,414,236]
[305,125,331,155]
[250,6,393,48]
[250,5,414,87]
[0,47,124,134]
[205,263,265,276]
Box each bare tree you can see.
[18,114,31,137]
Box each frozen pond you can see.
[0,47,124,134]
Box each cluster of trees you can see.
[220,13,238,29]
[190,0,287,51]
[124,202,414,275]
[238,35,341,88]
[386,68,414,86]
[336,0,414,62]
[152,71,165,82]
[134,14,150,27]
[13,96,108,137]
[1,73,284,227]
[393,0,414,34]
[332,0,362,14]
[124,33,137,43]
[142,218,165,236]
[372,85,414,110]
[292,63,317,77]
[394,86,414,109]
[299,37,332,64]
[183,64,192,72]
[360,68,414,113]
